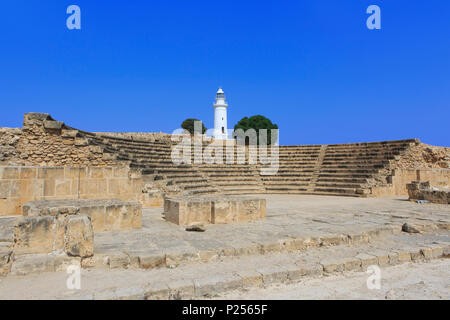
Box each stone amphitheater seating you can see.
[78,130,418,197]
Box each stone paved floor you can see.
[1,229,448,299]
[213,259,450,300]
[94,194,450,258]
[1,194,449,299]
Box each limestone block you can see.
[88,167,105,179]
[211,200,237,224]
[10,253,80,276]
[52,206,80,216]
[138,252,165,269]
[0,198,23,216]
[108,178,125,195]
[396,250,411,263]
[372,251,390,267]
[164,196,265,226]
[7,180,19,198]
[426,244,444,258]
[406,182,419,192]
[23,113,51,127]
[22,199,142,232]
[105,203,139,231]
[235,198,266,222]
[0,181,10,199]
[410,248,423,261]
[53,216,66,252]
[102,167,113,179]
[1,167,19,180]
[113,167,130,178]
[420,247,434,260]
[74,137,88,146]
[13,216,61,255]
[55,179,72,196]
[61,130,78,138]
[64,215,94,258]
[140,192,164,208]
[64,167,83,179]
[129,204,143,229]
[38,167,65,180]
[17,178,39,197]
[79,179,100,196]
[407,181,450,204]
[43,120,64,130]
[71,179,79,196]
[165,198,211,226]
[108,253,130,269]
[22,202,79,217]
[342,258,362,271]
[19,167,37,180]
[256,266,289,285]
[79,205,105,232]
[320,259,345,273]
[355,253,378,270]
[320,234,348,246]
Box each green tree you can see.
[181,118,207,134]
[234,115,278,145]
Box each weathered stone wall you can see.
[0,166,145,216]
[1,114,178,167]
[95,132,174,143]
[13,113,120,167]
[392,143,450,169]
[368,142,450,197]
[370,168,450,197]
[0,128,22,165]
[407,181,450,204]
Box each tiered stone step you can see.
[265,141,414,197]
[316,176,368,184]
[264,186,309,193]
[74,133,419,197]
[4,228,446,299]
[172,177,211,192]
[313,187,366,196]
[143,172,218,196]
[200,165,265,194]
[262,172,312,193]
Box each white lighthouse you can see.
[213,88,228,140]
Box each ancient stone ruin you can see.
[0,113,449,299]
[407,181,450,204]
[164,196,266,226]
[1,113,449,207]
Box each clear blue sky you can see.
[0,1,449,146]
